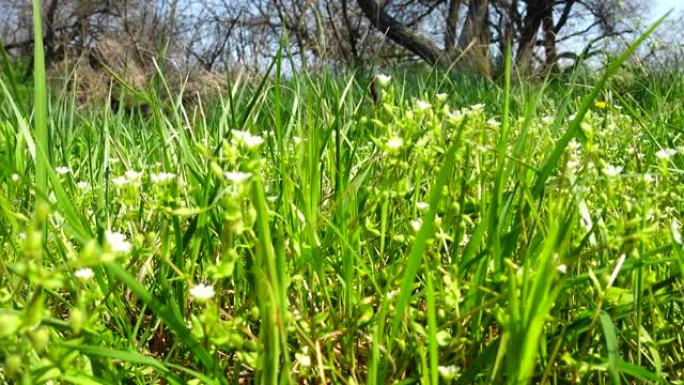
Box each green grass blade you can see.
[103,263,218,374]
[533,13,669,196]
[32,0,49,211]
[599,311,621,385]
[386,131,461,363]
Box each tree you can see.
[356,0,645,76]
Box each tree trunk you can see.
[515,0,548,71]
[542,3,557,73]
[445,0,462,53]
[457,0,491,77]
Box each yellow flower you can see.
[594,101,607,109]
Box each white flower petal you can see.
[189,283,215,300]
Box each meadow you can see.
[2,10,684,384]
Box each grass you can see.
[1,8,684,385]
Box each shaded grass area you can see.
[1,14,684,384]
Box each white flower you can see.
[385,136,403,150]
[557,264,568,274]
[76,181,91,190]
[436,93,448,102]
[643,173,654,183]
[244,135,264,148]
[655,148,676,160]
[150,172,176,184]
[11,173,20,182]
[124,170,143,181]
[189,283,215,301]
[416,202,429,211]
[111,176,128,187]
[55,166,71,175]
[295,352,312,367]
[376,74,391,87]
[470,103,485,112]
[415,99,431,112]
[105,231,132,254]
[448,110,464,124]
[602,165,623,177]
[232,130,264,149]
[672,221,682,245]
[74,268,94,280]
[224,171,253,184]
[438,365,460,379]
[410,219,422,232]
[293,136,302,145]
[486,118,501,128]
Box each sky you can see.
[654,0,684,18]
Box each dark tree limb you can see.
[356,0,450,66]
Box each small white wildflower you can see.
[224,171,253,184]
[438,365,460,379]
[643,173,654,183]
[293,136,302,145]
[376,74,391,87]
[541,115,554,124]
[436,93,448,102]
[232,130,250,141]
[105,231,132,254]
[189,283,215,301]
[232,130,264,149]
[567,139,581,152]
[410,219,422,232]
[244,134,264,149]
[55,166,71,175]
[655,148,676,160]
[11,173,20,182]
[486,118,501,128]
[76,181,91,190]
[74,268,95,280]
[385,136,403,150]
[672,221,682,245]
[150,172,176,184]
[602,165,623,177]
[415,99,431,112]
[296,351,312,367]
[386,289,400,300]
[111,176,128,186]
[124,170,142,181]
[470,103,485,112]
[416,201,429,211]
[557,264,568,274]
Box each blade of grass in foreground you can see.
[104,264,220,379]
[372,126,462,384]
[57,343,185,385]
[533,12,670,196]
[252,171,290,385]
[32,0,49,216]
[599,311,621,385]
